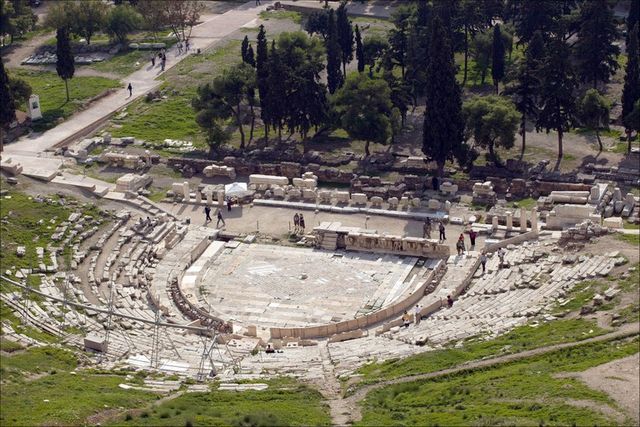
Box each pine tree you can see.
[56,27,75,102]
[405,1,431,107]
[627,0,639,45]
[326,9,343,94]
[336,1,353,77]
[536,36,577,168]
[492,24,505,94]
[256,25,269,141]
[388,5,412,79]
[503,31,544,158]
[0,58,16,152]
[622,24,639,153]
[460,0,485,86]
[575,0,620,88]
[579,89,610,151]
[422,16,467,177]
[355,24,364,73]
[511,0,563,43]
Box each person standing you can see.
[447,295,454,308]
[204,206,212,223]
[255,0,261,5]
[498,248,506,268]
[127,83,132,97]
[480,252,487,274]
[177,41,183,54]
[414,304,421,325]
[185,39,190,51]
[438,222,446,242]
[293,213,300,232]
[217,210,225,228]
[151,54,155,67]
[299,214,305,232]
[456,236,465,255]
[469,229,477,247]
[402,311,411,328]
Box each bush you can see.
[106,5,142,44]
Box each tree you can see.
[56,27,75,102]
[627,0,639,45]
[503,31,544,158]
[363,35,388,76]
[106,4,142,44]
[0,0,37,45]
[1,59,16,151]
[332,73,394,157]
[256,25,270,141]
[383,68,411,128]
[387,4,412,79]
[161,0,204,42]
[326,10,343,94]
[491,24,505,94]
[304,9,330,40]
[266,41,286,141]
[463,95,521,166]
[459,0,486,86]
[7,74,32,105]
[76,0,108,45]
[578,89,610,151]
[336,1,353,76]
[622,24,639,153]
[45,1,76,31]
[192,63,256,150]
[422,16,467,177]
[241,35,256,66]
[623,100,640,144]
[136,0,166,39]
[470,30,492,84]
[575,0,619,88]
[355,24,364,73]
[245,44,255,68]
[511,0,563,44]
[536,37,577,167]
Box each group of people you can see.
[292,213,306,233]
[402,294,456,327]
[150,49,168,71]
[204,206,226,228]
[455,229,478,255]
[421,218,449,243]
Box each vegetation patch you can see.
[357,337,639,426]
[258,10,303,24]
[110,378,331,426]
[8,69,120,132]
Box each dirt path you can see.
[2,31,54,68]
[340,322,639,424]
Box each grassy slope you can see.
[108,378,331,426]
[358,337,639,426]
[9,69,120,131]
[356,319,604,385]
[0,347,159,427]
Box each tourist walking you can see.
[480,253,487,274]
[423,219,432,239]
[299,214,305,232]
[438,221,446,242]
[414,304,421,325]
[456,236,465,255]
[255,0,261,5]
[151,54,155,67]
[127,83,132,97]
[177,41,183,55]
[204,206,212,222]
[185,39,190,51]
[447,295,454,308]
[469,229,477,247]
[217,210,225,228]
[293,213,300,232]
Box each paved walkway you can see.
[280,0,397,18]
[3,1,272,157]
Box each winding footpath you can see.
[327,322,639,425]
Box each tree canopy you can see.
[578,89,610,151]
[56,27,75,102]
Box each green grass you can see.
[616,233,640,246]
[507,197,537,210]
[552,280,609,314]
[109,378,331,426]
[357,337,639,426]
[1,347,160,426]
[612,140,639,153]
[8,69,120,132]
[258,10,303,24]
[623,221,640,230]
[0,190,103,272]
[355,319,604,386]
[574,127,623,139]
[108,40,241,147]
[0,338,24,353]
[90,49,151,76]
[0,300,60,343]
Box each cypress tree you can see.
[422,16,466,177]
[246,44,255,68]
[627,0,639,45]
[56,27,74,102]
[536,36,577,167]
[256,25,269,141]
[575,0,620,88]
[492,24,505,94]
[355,24,364,73]
[0,59,16,152]
[622,24,639,153]
[503,31,544,158]
[336,1,353,77]
[241,35,250,64]
[267,40,286,141]
[326,9,343,94]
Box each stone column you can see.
[182,181,190,202]
[492,215,499,231]
[520,209,527,232]
[530,207,538,235]
[217,190,224,207]
[506,211,513,231]
[195,190,202,204]
[206,190,213,206]
[590,185,599,202]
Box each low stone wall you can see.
[484,230,539,253]
[269,260,446,340]
[344,232,450,259]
